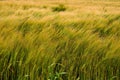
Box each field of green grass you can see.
[0,0,120,80]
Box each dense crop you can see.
[0,0,120,80]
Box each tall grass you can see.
[0,0,120,80]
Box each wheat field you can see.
[0,0,120,80]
